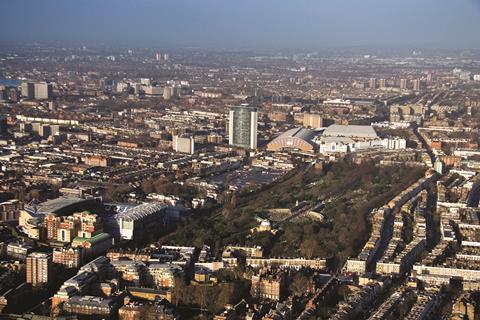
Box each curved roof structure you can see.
[267,127,317,152]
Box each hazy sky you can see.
[2,0,480,49]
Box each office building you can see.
[34,82,53,100]
[173,136,195,154]
[143,85,163,96]
[400,79,408,90]
[228,105,258,150]
[303,113,323,128]
[369,78,376,90]
[163,87,173,100]
[21,82,35,99]
[26,252,52,286]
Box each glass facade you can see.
[229,106,257,149]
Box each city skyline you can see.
[1,0,480,50]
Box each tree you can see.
[141,179,154,194]
[300,238,319,259]
[290,273,309,297]
[172,276,189,306]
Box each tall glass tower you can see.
[228,105,258,150]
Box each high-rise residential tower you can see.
[228,105,258,150]
[26,252,52,286]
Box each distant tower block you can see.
[379,79,386,88]
[413,79,422,92]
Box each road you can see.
[413,124,436,167]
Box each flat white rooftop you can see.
[323,124,378,139]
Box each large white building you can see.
[21,82,52,100]
[173,136,195,154]
[34,82,53,100]
[318,124,406,154]
[322,124,378,139]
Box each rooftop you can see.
[66,295,116,308]
[277,127,316,141]
[323,124,378,139]
[267,127,317,151]
[28,252,51,259]
[117,202,166,221]
[230,104,257,112]
[26,197,102,216]
[73,232,112,244]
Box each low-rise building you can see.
[62,295,123,319]
[52,247,83,269]
[72,232,113,258]
[250,271,285,301]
